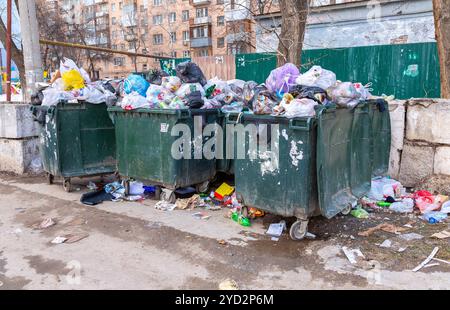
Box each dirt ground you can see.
[0,173,449,290]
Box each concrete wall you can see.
[256,0,434,53]
[0,103,42,174]
[389,99,450,187]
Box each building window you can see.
[193,26,208,38]
[111,3,116,11]
[153,34,163,45]
[112,44,117,50]
[183,50,190,58]
[142,48,148,54]
[168,12,176,23]
[170,51,177,58]
[141,17,148,26]
[114,57,125,66]
[129,42,136,50]
[169,0,176,3]
[198,49,209,57]
[140,5,145,12]
[196,7,208,18]
[217,16,224,26]
[119,2,122,9]
[182,30,189,41]
[182,10,189,22]
[170,32,176,43]
[217,37,224,48]
[153,15,162,25]
[120,43,125,50]
[217,0,224,3]
[153,0,162,6]
[143,64,148,71]
[112,17,117,25]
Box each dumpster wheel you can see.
[340,204,352,215]
[63,178,71,193]
[195,181,209,193]
[289,220,308,240]
[161,190,176,204]
[46,173,54,185]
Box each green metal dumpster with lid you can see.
[108,107,220,202]
[231,102,383,240]
[30,101,116,192]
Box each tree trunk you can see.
[0,18,26,93]
[276,0,309,67]
[433,0,450,98]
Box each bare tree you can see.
[276,0,309,67]
[433,0,450,98]
[0,0,25,91]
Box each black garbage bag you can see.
[101,81,117,94]
[176,61,207,86]
[30,90,44,105]
[289,84,329,104]
[186,90,204,109]
[146,69,169,85]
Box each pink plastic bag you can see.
[414,190,439,214]
[265,63,300,95]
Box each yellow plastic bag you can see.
[61,69,85,90]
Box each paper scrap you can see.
[431,231,450,239]
[342,246,365,264]
[51,236,67,244]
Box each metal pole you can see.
[39,39,173,60]
[6,0,12,101]
[18,0,44,101]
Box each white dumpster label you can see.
[160,123,169,133]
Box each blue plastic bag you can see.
[124,74,150,97]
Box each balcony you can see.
[189,16,212,25]
[190,37,212,48]
[125,34,138,41]
[190,0,211,6]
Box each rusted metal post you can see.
[6,0,12,101]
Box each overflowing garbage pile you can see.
[353,176,450,224]
[35,58,119,106]
[116,61,375,118]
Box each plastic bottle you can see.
[421,211,448,224]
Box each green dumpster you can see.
[230,112,319,240]
[232,102,384,240]
[367,99,391,176]
[30,101,116,192]
[108,107,220,202]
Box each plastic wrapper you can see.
[176,61,207,86]
[202,98,223,109]
[146,84,175,107]
[328,82,362,108]
[42,87,76,106]
[250,85,278,115]
[168,96,188,109]
[221,102,244,113]
[175,83,205,99]
[61,69,85,91]
[369,177,404,201]
[265,63,299,96]
[120,92,149,110]
[295,65,336,90]
[124,74,150,97]
[283,98,317,118]
[161,76,182,92]
[60,57,91,83]
[289,85,329,104]
[243,81,258,105]
[147,69,169,85]
[354,82,372,100]
[204,77,230,98]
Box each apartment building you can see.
[56,0,239,78]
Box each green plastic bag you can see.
[351,207,369,219]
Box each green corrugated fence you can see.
[162,42,441,99]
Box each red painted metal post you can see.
[6,0,12,101]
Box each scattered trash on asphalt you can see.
[64,233,89,244]
[155,201,176,211]
[350,207,369,219]
[342,246,365,264]
[192,212,210,220]
[398,233,424,241]
[219,279,239,290]
[218,240,227,246]
[413,247,439,272]
[38,218,56,229]
[431,230,450,239]
[358,223,408,237]
[176,195,201,210]
[51,236,68,244]
[266,221,286,237]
